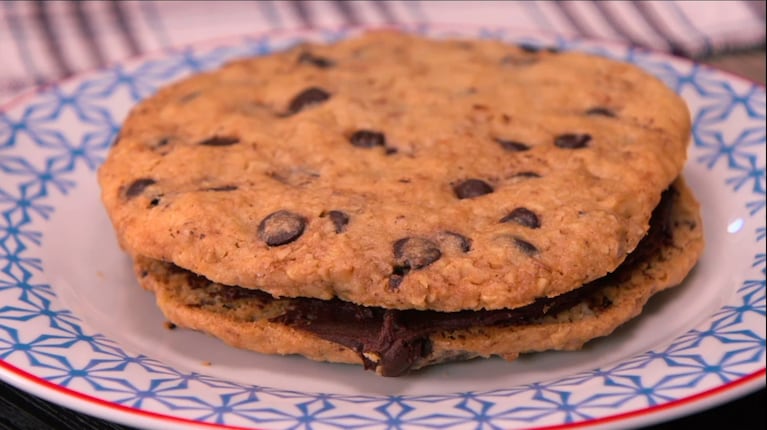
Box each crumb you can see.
[201,361,212,366]
[96,271,105,279]
[164,321,177,330]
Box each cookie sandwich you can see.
[98,31,704,376]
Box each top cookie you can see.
[98,30,692,312]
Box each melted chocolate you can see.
[273,281,602,376]
[270,186,677,376]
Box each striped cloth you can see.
[1,0,765,103]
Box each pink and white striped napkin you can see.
[1,0,764,102]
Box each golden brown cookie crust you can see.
[100,31,692,311]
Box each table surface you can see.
[0,48,764,430]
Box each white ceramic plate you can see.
[0,25,764,430]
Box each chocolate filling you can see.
[167,188,676,376]
[269,187,677,376]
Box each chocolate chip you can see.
[327,210,349,233]
[518,43,558,53]
[512,171,541,178]
[512,237,539,255]
[586,107,616,117]
[258,210,307,246]
[205,185,238,192]
[187,273,211,290]
[199,136,239,146]
[393,237,442,270]
[287,87,331,114]
[495,138,531,152]
[453,179,494,199]
[555,133,591,149]
[518,43,541,53]
[500,208,541,229]
[156,137,170,147]
[298,52,335,68]
[441,231,472,252]
[149,197,161,207]
[350,130,386,148]
[125,178,156,198]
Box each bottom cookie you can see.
[133,177,704,376]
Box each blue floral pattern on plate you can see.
[0,25,764,429]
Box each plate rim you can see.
[1,359,764,430]
[0,22,765,430]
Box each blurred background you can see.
[0,0,765,103]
